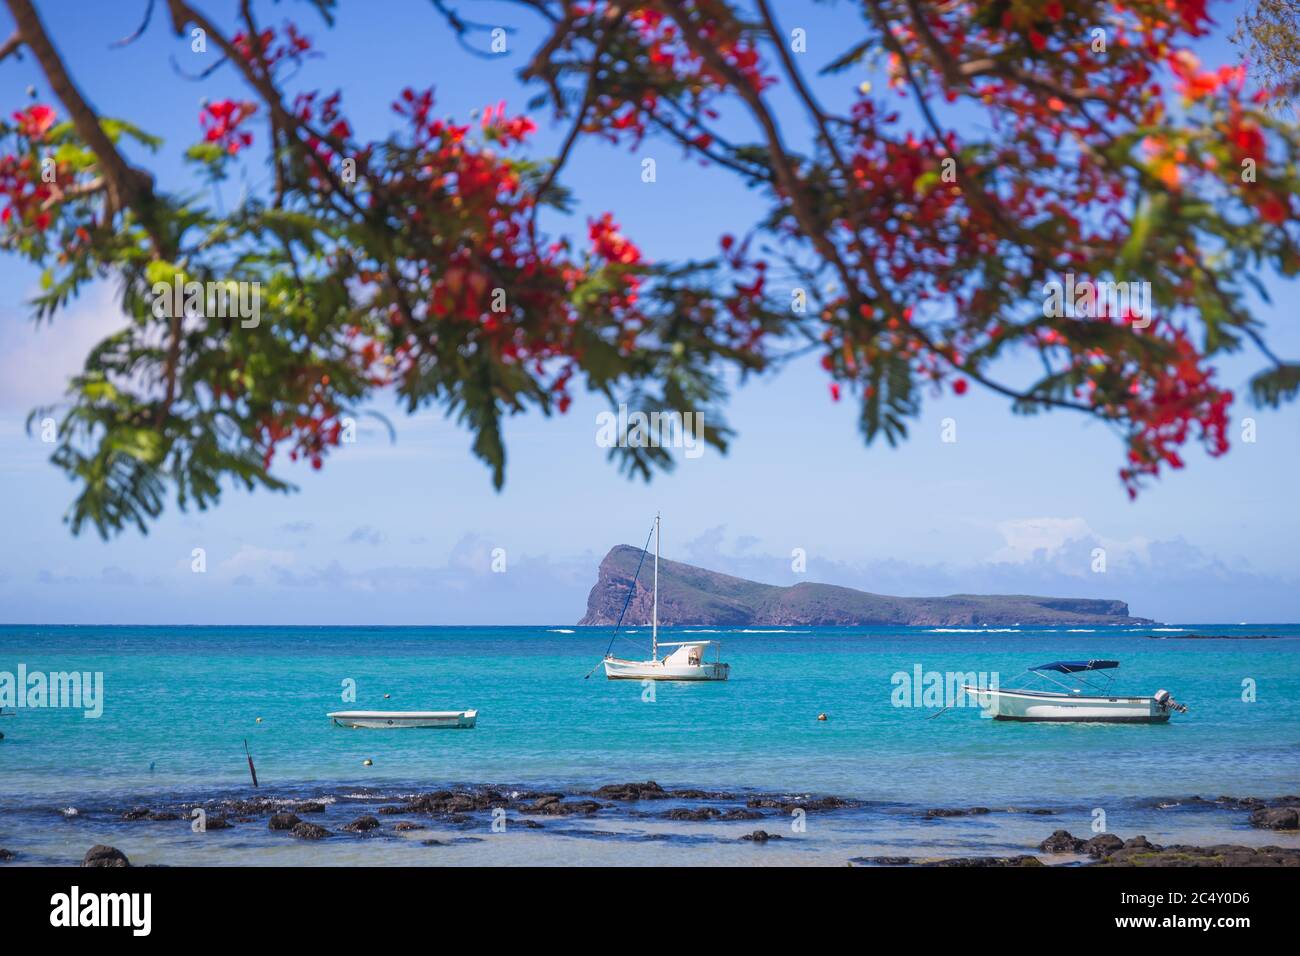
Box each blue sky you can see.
[0,0,1296,625]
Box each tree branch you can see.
[659,0,862,305]
[532,9,622,214]
[5,0,158,229]
[0,28,22,61]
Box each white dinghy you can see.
[599,514,730,682]
[964,660,1185,723]
[327,709,477,729]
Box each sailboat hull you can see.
[603,658,729,681]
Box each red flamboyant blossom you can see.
[231,23,313,69]
[1,105,62,231]
[14,104,56,139]
[200,99,257,154]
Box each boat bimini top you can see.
[1008,659,1123,695]
[1030,660,1119,673]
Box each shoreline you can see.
[3,780,1296,867]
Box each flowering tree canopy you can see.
[1,0,1298,536]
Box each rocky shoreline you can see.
[2,782,1296,867]
[854,830,1300,867]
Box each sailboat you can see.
[602,514,730,681]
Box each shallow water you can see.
[1,624,1297,864]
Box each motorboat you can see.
[963,660,1185,723]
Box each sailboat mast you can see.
[652,513,659,661]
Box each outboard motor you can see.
[1154,689,1188,714]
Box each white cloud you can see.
[989,516,1149,567]
[0,283,129,411]
[217,544,298,578]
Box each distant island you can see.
[578,545,1153,627]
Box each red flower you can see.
[588,213,642,265]
[200,100,257,155]
[13,105,56,140]
[1174,0,1213,36]
[1259,194,1289,225]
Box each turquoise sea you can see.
[1,623,1297,865]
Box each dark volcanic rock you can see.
[671,788,736,800]
[856,854,1043,867]
[1039,829,1087,853]
[665,806,763,821]
[410,789,510,814]
[746,795,853,812]
[268,812,302,831]
[297,802,327,814]
[213,797,282,816]
[741,830,783,843]
[377,805,408,815]
[527,799,603,816]
[592,781,669,801]
[925,807,992,819]
[1249,807,1299,830]
[291,822,331,840]
[929,855,1044,867]
[82,845,130,867]
[341,815,381,833]
[1037,829,1128,857]
[1083,833,1125,857]
[858,828,1300,868]
[394,821,425,832]
[201,816,232,831]
[578,545,1150,627]
[854,855,913,866]
[930,858,1040,868]
[1094,841,1300,867]
[1057,830,1300,867]
[0,848,15,862]
[120,806,179,821]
